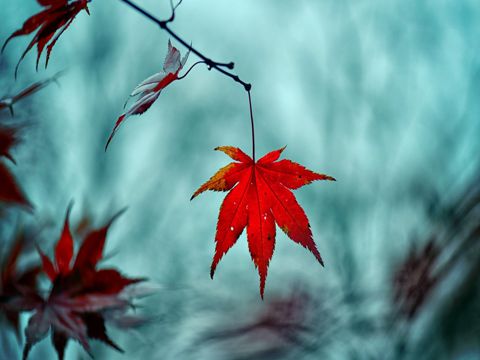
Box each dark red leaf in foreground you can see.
[0,163,31,208]
[1,0,90,76]
[105,40,190,149]
[54,203,74,274]
[192,146,335,297]
[0,126,32,209]
[73,208,126,270]
[0,127,18,162]
[25,206,144,360]
[0,228,41,338]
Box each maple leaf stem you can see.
[176,61,207,80]
[248,90,256,161]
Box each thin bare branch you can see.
[118,0,250,91]
[117,0,255,157]
[163,0,183,23]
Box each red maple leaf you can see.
[1,0,90,76]
[0,126,32,209]
[0,228,41,338]
[25,205,144,360]
[105,40,190,149]
[191,146,335,297]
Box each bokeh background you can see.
[1,0,480,359]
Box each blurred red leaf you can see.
[105,40,190,149]
[0,127,18,162]
[0,126,31,209]
[25,205,144,360]
[54,203,74,274]
[192,146,335,297]
[0,228,41,338]
[0,163,31,209]
[1,0,90,76]
[393,239,441,319]
[73,208,126,270]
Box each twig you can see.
[117,0,256,157]
[118,0,250,91]
[164,0,183,23]
[247,90,255,161]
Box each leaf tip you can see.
[24,201,35,213]
[210,264,216,279]
[108,207,128,227]
[22,343,31,360]
[5,152,16,164]
[316,251,325,267]
[66,200,74,219]
[105,135,113,152]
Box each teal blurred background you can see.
[1,0,480,359]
